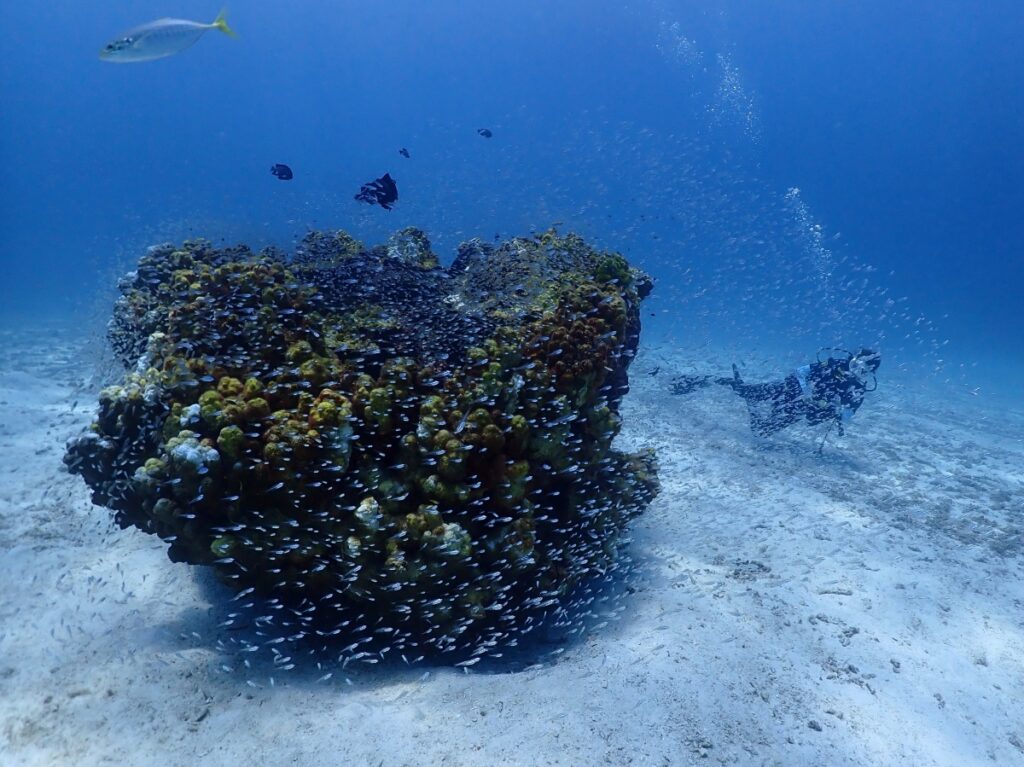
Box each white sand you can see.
[1,327,1022,766]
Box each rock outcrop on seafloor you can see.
[65,226,658,658]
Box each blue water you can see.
[1,1,1021,374]
[2,7,1024,762]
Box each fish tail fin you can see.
[212,8,237,37]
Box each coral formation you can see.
[65,227,658,658]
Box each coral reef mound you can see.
[65,227,658,658]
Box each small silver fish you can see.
[100,10,236,63]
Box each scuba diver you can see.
[670,348,881,438]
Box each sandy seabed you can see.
[1,323,1021,767]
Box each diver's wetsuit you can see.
[721,358,869,437]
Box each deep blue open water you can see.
[2,1,1022,390]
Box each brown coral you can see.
[65,226,657,661]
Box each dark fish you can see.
[271,163,293,180]
[354,172,398,210]
[399,147,410,158]
[477,128,493,138]
[647,366,660,377]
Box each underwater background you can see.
[2,4,1024,766]
[2,0,1022,394]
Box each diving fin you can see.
[670,374,711,396]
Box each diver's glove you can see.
[836,405,854,437]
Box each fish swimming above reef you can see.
[355,173,398,210]
[270,163,293,180]
[100,10,236,63]
[477,128,493,138]
[399,147,410,158]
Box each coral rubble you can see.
[65,226,658,658]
